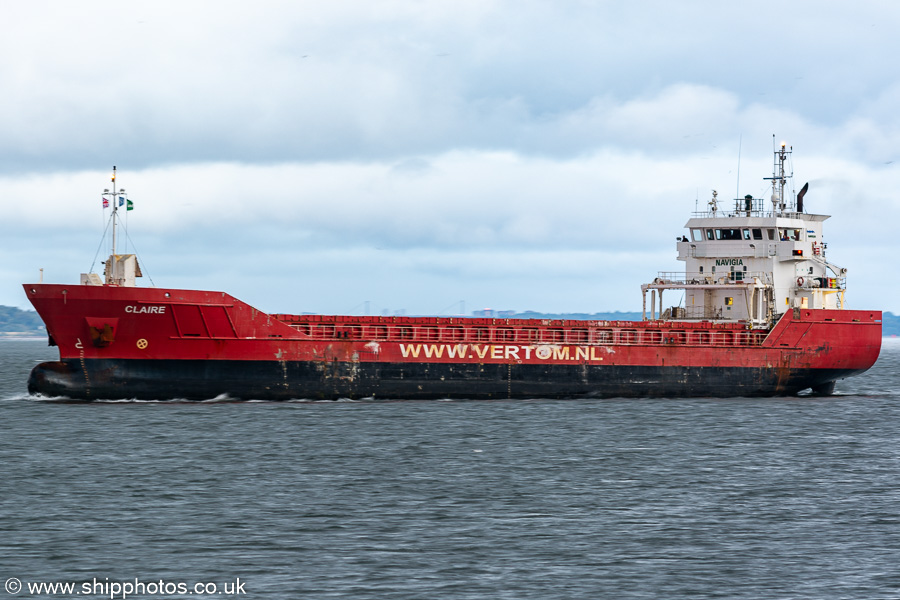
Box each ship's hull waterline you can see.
[29,358,862,401]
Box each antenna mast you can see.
[108,166,119,283]
[111,166,118,259]
[101,166,129,284]
[765,138,792,215]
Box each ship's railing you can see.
[672,306,729,320]
[275,317,767,347]
[652,271,845,289]
[797,275,846,290]
[652,271,773,285]
[690,198,804,219]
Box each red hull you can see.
[23,283,883,400]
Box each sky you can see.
[2,1,900,316]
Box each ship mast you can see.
[111,166,118,282]
[766,140,792,215]
[101,166,129,285]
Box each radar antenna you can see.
[709,190,718,216]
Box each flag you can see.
[126,199,134,211]
[102,198,109,208]
[118,196,124,207]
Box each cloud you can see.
[4,1,900,171]
[3,139,898,313]
[2,1,900,314]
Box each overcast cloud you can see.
[2,1,899,315]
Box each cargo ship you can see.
[25,144,882,400]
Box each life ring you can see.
[796,276,805,287]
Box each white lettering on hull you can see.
[398,343,606,362]
[125,305,167,314]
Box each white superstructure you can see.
[642,142,846,326]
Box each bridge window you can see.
[767,229,776,240]
[706,229,714,240]
[691,229,703,242]
[752,228,763,240]
[716,228,742,240]
[742,229,751,240]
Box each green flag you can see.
[126,199,134,211]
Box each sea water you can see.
[2,338,899,599]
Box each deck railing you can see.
[652,271,772,285]
[275,318,767,347]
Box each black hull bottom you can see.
[28,358,861,401]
